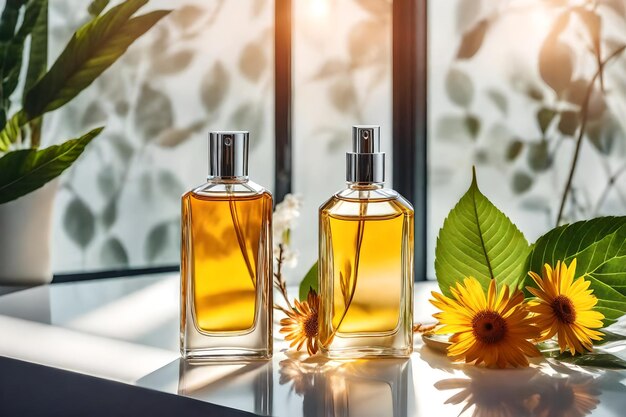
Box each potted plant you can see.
[0,0,170,285]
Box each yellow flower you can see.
[526,259,604,355]
[430,277,541,368]
[279,289,320,355]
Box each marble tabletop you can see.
[0,274,625,416]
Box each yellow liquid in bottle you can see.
[327,211,404,334]
[183,191,270,333]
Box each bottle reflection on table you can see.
[436,367,601,417]
[279,353,413,417]
[178,359,273,416]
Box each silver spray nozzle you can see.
[346,125,385,183]
[209,131,249,178]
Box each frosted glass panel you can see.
[292,0,393,282]
[49,0,275,272]
[428,0,626,279]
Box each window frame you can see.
[52,0,428,283]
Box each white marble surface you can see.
[0,274,625,416]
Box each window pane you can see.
[292,0,393,281]
[428,0,626,279]
[50,0,275,272]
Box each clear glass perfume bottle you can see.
[181,131,272,360]
[319,126,414,358]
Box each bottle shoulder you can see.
[183,179,272,202]
[320,187,413,219]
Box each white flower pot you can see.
[0,180,58,285]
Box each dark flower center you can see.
[551,295,576,324]
[303,312,318,339]
[472,311,507,344]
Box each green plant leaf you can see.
[0,127,103,203]
[23,0,47,148]
[2,0,45,107]
[0,111,26,152]
[525,217,626,325]
[435,167,530,296]
[544,350,626,369]
[88,0,110,16]
[23,0,170,119]
[23,0,48,98]
[299,262,318,301]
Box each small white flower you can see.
[273,194,302,244]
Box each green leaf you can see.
[435,167,530,296]
[64,197,95,248]
[88,0,110,16]
[23,0,48,100]
[23,0,47,148]
[544,350,626,369]
[2,0,45,106]
[0,0,26,106]
[525,217,626,325]
[0,111,26,152]
[0,127,103,204]
[23,0,170,119]
[299,262,318,301]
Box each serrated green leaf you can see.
[525,217,626,325]
[435,167,530,296]
[299,262,318,301]
[0,127,103,203]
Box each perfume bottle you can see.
[181,131,272,360]
[319,125,414,358]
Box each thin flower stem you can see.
[228,190,256,287]
[556,45,626,226]
[274,303,292,316]
[273,243,295,311]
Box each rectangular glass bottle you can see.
[319,126,414,358]
[181,132,272,360]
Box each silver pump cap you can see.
[208,131,249,178]
[346,125,385,183]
